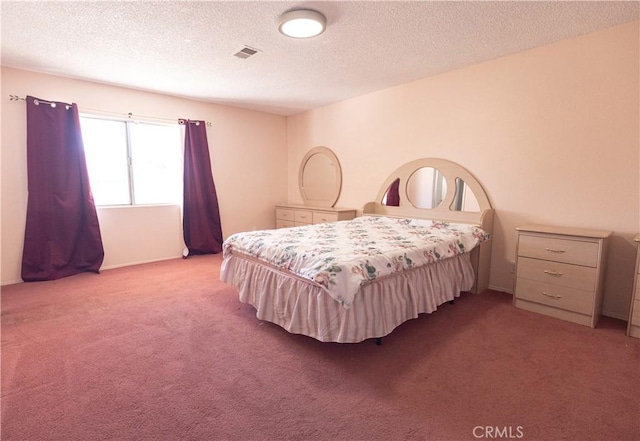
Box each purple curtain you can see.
[182,120,223,256]
[22,96,104,281]
[384,178,401,206]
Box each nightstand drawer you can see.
[313,212,339,224]
[516,257,596,292]
[276,219,294,229]
[515,278,594,315]
[275,208,294,221]
[294,210,312,224]
[518,234,598,267]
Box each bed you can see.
[221,158,494,343]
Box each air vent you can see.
[234,46,260,59]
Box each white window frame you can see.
[80,114,183,207]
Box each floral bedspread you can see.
[223,216,489,309]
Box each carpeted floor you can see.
[1,254,639,441]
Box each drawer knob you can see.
[543,270,564,276]
[545,247,566,253]
[541,291,562,300]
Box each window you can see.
[80,116,183,206]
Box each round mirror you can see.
[450,177,480,212]
[298,146,342,207]
[406,167,447,209]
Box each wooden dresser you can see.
[275,204,356,228]
[513,224,611,328]
[627,234,640,338]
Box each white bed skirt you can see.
[220,252,475,343]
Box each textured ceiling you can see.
[2,1,638,116]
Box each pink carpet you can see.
[2,254,639,440]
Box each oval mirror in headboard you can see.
[298,146,342,207]
[406,166,448,209]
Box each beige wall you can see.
[287,21,640,319]
[1,67,287,284]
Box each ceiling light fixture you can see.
[278,9,326,39]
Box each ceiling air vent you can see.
[234,46,260,59]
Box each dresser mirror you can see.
[382,167,480,212]
[298,146,342,207]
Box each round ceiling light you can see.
[278,9,326,38]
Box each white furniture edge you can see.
[627,234,640,338]
[516,224,612,239]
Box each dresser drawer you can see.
[518,234,599,267]
[313,212,339,224]
[275,208,294,221]
[515,278,594,315]
[516,257,596,292]
[294,210,312,224]
[276,219,294,229]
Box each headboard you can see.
[362,158,494,294]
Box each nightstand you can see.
[513,224,611,328]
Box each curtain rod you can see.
[8,94,212,127]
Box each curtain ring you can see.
[50,102,56,108]
[34,99,40,105]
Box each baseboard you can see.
[601,310,629,321]
[100,255,183,272]
[1,278,23,287]
[488,284,513,294]
[0,255,184,287]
